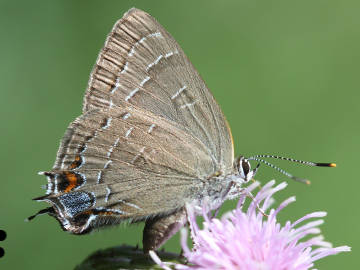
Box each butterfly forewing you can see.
[36,8,235,234]
[83,8,234,171]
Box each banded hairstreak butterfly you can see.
[29,8,335,253]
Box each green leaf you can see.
[75,245,184,270]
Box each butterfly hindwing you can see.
[38,105,214,232]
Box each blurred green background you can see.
[0,0,358,269]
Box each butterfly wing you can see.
[35,8,234,234]
[83,8,234,171]
[38,105,216,233]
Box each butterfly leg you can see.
[143,207,187,253]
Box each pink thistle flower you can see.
[151,180,350,270]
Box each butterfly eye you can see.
[236,157,252,180]
[242,159,250,176]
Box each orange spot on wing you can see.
[83,210,117,216]
[64,172,78,193]
[99,211,113,216]
[69,156,82,169]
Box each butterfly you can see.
[29,8,334,253]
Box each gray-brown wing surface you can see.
[83,8,234,172]
[35,8,234,234]
[40,105,213,233]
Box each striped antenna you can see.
[249,155,336,167]
[247,155,336,184]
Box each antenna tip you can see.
[315,162,337,167]
[292,176,311,185]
